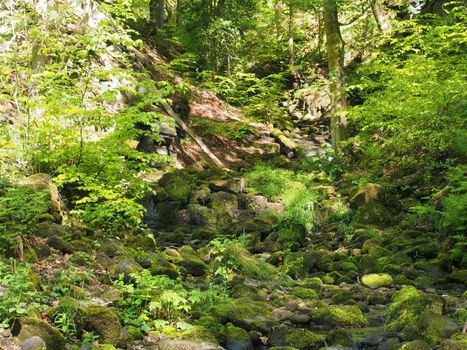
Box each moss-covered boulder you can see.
[309,302,367,328]
[83,306,124,346]
[284,329,322,349]
[181,325,218,345]
[224,323,253,350]
[110,259,143,282]
[179,245,207,276]
[419,312,458,345]
[211,299,276,332]
[209,191,239,211]
[361,273,393,289]
[12,317,66,350]
[154,201,182,228]
[290,287,318,300]
[269,325,322,349]
[194,316,227,343]
[159,170,195,202]
[449,269,467,285]
[385,286,446,343]
[46,297,84,336]
[46,236,74,254]
[148,252,179,278]
[400,340,431,350]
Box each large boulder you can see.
[12,317,66,350]
[178,245,207,276]
[211,299,276,333]
[269,325,322,349]
[224,324,253,350]
[309,302,367,328]
[385,286,448,344]
[83,306,124,346]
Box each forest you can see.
[0,0,466,349]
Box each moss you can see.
[209,191,238,211]
[159,170,195,202]
[449,269,467,285]
[97,345,117,350]
[290,287,318,300]
[419,312,458,345]
[361,273,393,289]
[47,236,74,254]
[194,316,227,343]
[224,323,253,350]
[126,325,144,341]
[83,306,123,346]
[284,328,322,349]
[385,286,445,343]
[178,245,207,276]
[211,298,275,332]
[400,340,431,350]
[181,325,218,345]
[302,277,323,291]
[110,259,143,282]
[309,302,368,328]
[12,317,66,350]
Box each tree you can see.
[150,0,165,29]
[323,0,347,151]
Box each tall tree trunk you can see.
[274,0,282,38]
[288,4,294,69]
[156,0,165,29]
[323,0,347,152]
[176,0,182,27]
[371,0,392,35]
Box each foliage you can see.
[0,260,43,328]
[245,164,319,238]
[114,270,226,333]
[0,181,51,255]
[208,236,277,281]
[345,5,467,187]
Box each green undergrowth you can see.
[190,117,255,140]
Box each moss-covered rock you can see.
[385,286,445,343]
[178,245,207,276]
[224,323,253,350]
[290,287,318,300]
[181,325,218,345]
[194,316,227,343]
[209,191,238,211]
[419,312,458,345]
[309,302,367,328]
[83,306,124,346]
[12,317,66,350]
[148,252,179,278]
[449,269,467,285]
[400,340,431,350]
[159,170,195,202]
[46,236,74,254]
[46,297,84,336]
[284,329,322,349]
[211,299,275,332]
[154,201,183,228]
[361,273,393,289]
[110,259,143,282]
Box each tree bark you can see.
[176,0,182,27]
[274,0,282,38]
[323,0,347,152]
[156,0,165,29]
[371,0,392,35]
[288,3,295,69]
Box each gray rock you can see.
[158,339,223,350]
[21,336,46,350]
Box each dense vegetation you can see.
[0,1,465,350]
